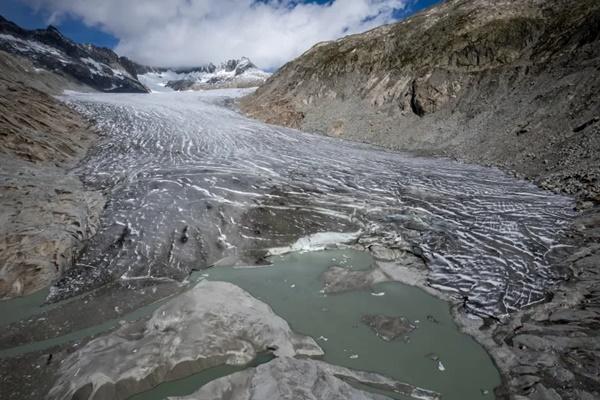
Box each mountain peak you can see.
[0,16,148,93]
[220,57,257,75]
[138,56,269,92]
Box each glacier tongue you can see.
[56,89,574,316]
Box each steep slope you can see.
[0,16,148,93]
[241,0,600,201]
[138,57,270,92]
[0,50,104,299]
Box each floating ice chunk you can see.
[318,336,329,342]
[290,284,296,288]
[371,291,385,297]
[437,361,445,371]
[349,354,359,359]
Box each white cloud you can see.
[24,0,407,69]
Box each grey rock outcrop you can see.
[48,281,324,400]
[171,356,440,400]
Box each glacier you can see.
[54,88,575,316]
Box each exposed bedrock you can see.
[241,0,600,202]
[0,159,104,299]
[48,281,323,400]
[0,54,104,299]
[171,356,441,400]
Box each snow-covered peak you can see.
[220,57,256,75]
[139,57,270,92]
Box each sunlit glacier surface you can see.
[59,89,574,316]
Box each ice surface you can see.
[57,90,575,316]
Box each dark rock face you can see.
[241,0,600,202]
[0,15,148,93]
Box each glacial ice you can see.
[56,89,575,316]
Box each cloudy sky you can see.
[2,0,439,69]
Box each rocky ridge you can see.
[0,15,148,93]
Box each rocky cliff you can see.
[0,15,148,93]
[241,0,600,202]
